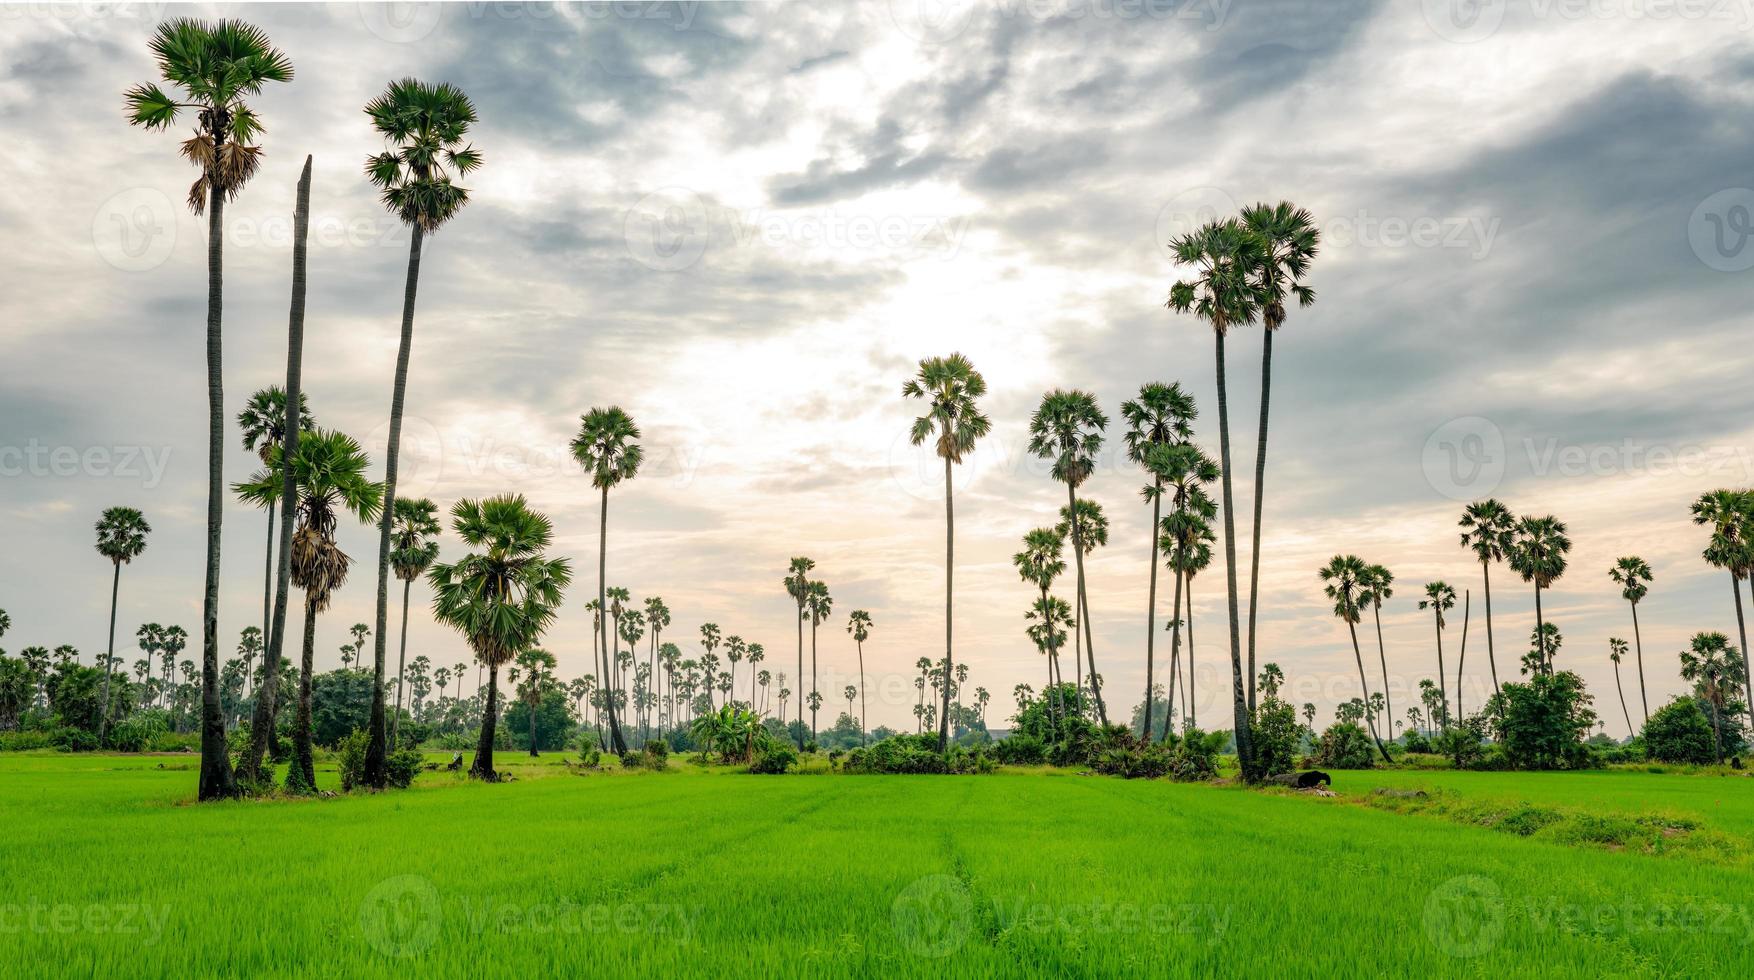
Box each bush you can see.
[1164,728,1225,781]
[992,733,1047,765]
[1432,717,1487,770]
[842,733,993,774]
[1311,722,1377,769]
[578,743,602,768]
[108,710,171,753]
[619,742,671,770]
[1485,671,1595,770]
[0,730,57,752]
[1249,696,1301,778]
[385,747,424,789]
[337,729,369,791]
[52,727,99,752]
[1643,698,1718,765]
[1401,729,1432,754]
[749,742,799,774]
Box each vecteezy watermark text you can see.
[0,442,172,488]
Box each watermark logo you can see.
[887,0,983,44]
[1688,188,1754,272]
[892,874,974,958]
[624,187,711,272]
[364,414,445,500]
[1424,874,1505,957]
[358,874,442,958]
[1421,0,1508,42]
[359,1,444,43]
[1422,416,1505,500]
[93,187,175,272]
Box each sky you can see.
[3,0,1754,736]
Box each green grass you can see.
[2,752,1752,977]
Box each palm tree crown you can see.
[390,497,442,583]
[903,353,991,462]
[95,508,152,565]
[428,495,571,669]
[570,407,644,490]
[235,429,382,611]
[1027,389,1106,490]
[1609,555,1652,603]
[1509,515,1571,589]
[238,387,313,463]
[364,78,483,232]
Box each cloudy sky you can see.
[3,0,1753,734]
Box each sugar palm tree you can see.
[903,353,992,752]
[570,407,641,755]
[1122,382,1197,739]
[238,387,313,648]
[1056,495,1109,714]
[360,78,483,786]
[1025,596,1076,716]
[1682,631,1746,763]
[1028,389,1110,726]
[1607,637,1634,738]
[805,581,832,741]
[644,596,670,720]
[1417,581,1456,728]
[745,643,764,718]
[1164,498,1215,728]
[1319,554,1390,762]
[1360,564,1395,738]
[1459,499,1515,704]
[388,497,440,744]
[724,634,745,708]
[1155,442,1219,733]
[1168,218,1264,780]
[514,647,557,757]
[846,610,873,745]
[127,17,292,801]
[783,557,815,746]
[235,429,382,792]
[429,495,569,779]
[697,622,721,708]
[1692,490,1754,739]
[1014,528,1068,722]
[1240,202,1319,710]
[94,507,151,741]
[1508,515,1570,674]
[1607,556,1653,725]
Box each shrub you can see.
[337,729,369,791]
[1311,722,1377,770]
[385,747,424,789]
[1432,717,1487,770]
[1642,698,1717,765]
[842,733,993,774]
[749,742,798,774]
[1249,696,1301,778]
[1164,728,1225,782]
[0,730,57,752]
[992,733,1047,766]
[1400,729,1432,754]
[1484,670,1595,770]
[108,710,171,753]
[578,743,602,768]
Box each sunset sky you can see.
[4,1,1754,733]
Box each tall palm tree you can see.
[1417,581,1456,728]
[235,429,381,792]
[514,648,557,757]
[724,635,745,708]
[238,157,313,787]
[1014,528,1068,723]
[1168,218,1264,780]
[361,78,483,786]
[697,622,721,709]
[570,407,641,755]
[388,497,440,745]
[644,596,670,723]
[1163,496,1215,729]
[1508,515,1570,674]
[1679,630,1742,763]
[429,495,570,780]
[238,387,313,649]
[805,581,832,741]
[1155,442,1219,734]
[1459,499,1515,705]
[1607,556,1653,725]
[1692,490,1754,739]
[127,17,292,802]
[1607,637,1634,738]
[745,643,764,719]
[1028,389,1110,726]
[94,507,151,741]
[1122,382,1197,740]
[1319,554,1391,762]
[1360,564,1396,739]
[903,354,992,751]
[846,610,873,745]
[1240,202,1319,711]
[1056,496,1109,712]
[783,557,815,747]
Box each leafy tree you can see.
[1692,490,1754,740]
[1641,697,1718,765]
[387,497,440,746]
[1679,630,1747,763]
[513,648,558,756]
[1310,722,1376,769]
[1029,389,1110,726]
[94,506,150,741]
[904,353,992,752]
[503,687,575,753]
[1318,555,1390,762]
[1485,670,1596,770]
[571,407,641,755]
[1608,556,1653,724]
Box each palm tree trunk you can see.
[287,594,319,794]
[1373,603,1394,739]
[1246,328,1272,714]
[262,503,275,650]
[1346,620,1391,762]
[1731,573,1753,741]
[240,166,311,787]
[1533,583,1547,674]
[1142,484,1163,739]
[857,641,867,747]
[1454,591,1469,720]
[1612,661,1632,738]
[1186,576,1196,729]
[1630,600,1648,724]
[811,620,821,743]
[1481,561,1501,705]
[393,579,411,746]
[1065,482,1108,725]
[795,601,806,748]
[1433,610,1447,730]
[197,178,237,802]
[940,455,955,751]
[529,688,540,757]
[99,562,121,742]
[1165,564,1185,742]
[1213,331,1255,779]
[471,663,499,779]
[598,485,627,755]
[365,223,425,789]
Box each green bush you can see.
[108,710,171,753]
[1249,696,1301,778]
[385,747,424,789]
[1485,671,1595,770]
[992,733,1047,765]
[1433,717,1487,769]
[1164,728,1225,782]
[749,742,798,774]
[578,743,602,768]
[1401,729,1432,754]
[337,729,369,791]
[0,730,57,752]
[842,733,993,774]
[1311,722,1377,769]
[1642,698,1717,765]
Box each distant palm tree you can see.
[805,581,832,740]
[1025,596,1076,718]
[1168,218,1265,781]
[1121,381,1197,740]
[745,643,765,719]
[126,17,292,802]
[429,495,570,779]
[1691,490,1754,738]
[644,597,670,723]
[238,387,314,646]
[1360,564,1396,739]
[1155,442,1219,732]
[1014,528,1068,722]
[1417,581,1456,728]
[724,635,745,708]
[1319,554,1390,762]
[94,507,151,741]
[1459,499,1515,704]
[846,610,873,745]
[389,497,440,744]
[362,78,484,787]
[514,647,557,757]
[1607,556,1653,725]
[904,353,992,752]
[783,557,815,747]
[1607,637,1634,738]
[1508,515,1570,674]
[571,407,642,755]
[1028,388,1110,726]
[236,627,262,699]
[698,622,721,708]
[236,429,382,792]
[1056,496,1109,714]
[1240,202,1319,711]
[1682,631,1745,763]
